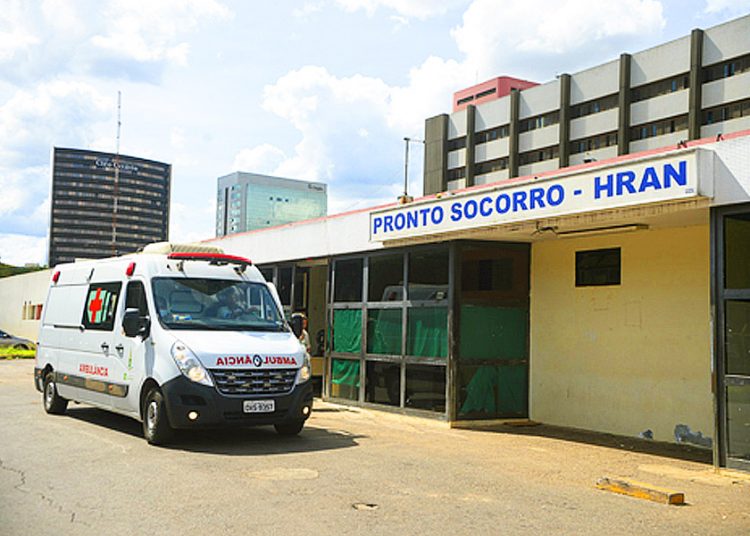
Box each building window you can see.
[473,157,509,176]
[475,124,510,144]
[447,167,466,181]
[519,111,559,133]
[519,145,559,166]
[570,131,618,154]
[702,98,750,125]
[703,53,750,83]
[576,248,621,287]
[630,114,688,141]
[447,137,467,151]
[570,94,619,119]
[631,74,689,103]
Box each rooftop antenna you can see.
[111,91,121,256]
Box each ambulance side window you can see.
[82,282,122,331]
[125,281,149,316]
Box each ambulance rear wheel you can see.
[143,388,173,445]
[43,372,68,415]
[274,420,305,436]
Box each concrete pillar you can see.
[558,73,571,168]
[509,89,520,178]
[689,28,704,140]
[465,105,476,187]
[617,53,632,156]
[423,114,449,195]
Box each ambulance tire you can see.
[143,388,174,445]
[274,420,305,436]
[43,372,68,415]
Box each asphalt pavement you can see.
[1,360,748,535]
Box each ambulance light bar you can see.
[167,252,253,266]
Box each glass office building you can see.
[49,147,171,267]
[215,172,327,237]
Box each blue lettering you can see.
[663,161,687,187]
[639,166,661,192]
[594,174,614,199]
[512,191,528,211]
[616,171,637,195]
[419,208,430,226]
[431,206,444,225]
[479,197,493,217]
[496,194,511,214]
[373,217,383,234]
[383,215,394,232]
[547,184,565,206]
[529,188,545,209]
[394,213,405,230]
[464,199,478,219]
[450,202,462,222]
[406,211,418,229]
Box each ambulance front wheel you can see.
[143,388,174,445]
[274,420,305,436]
[43,372,68,415]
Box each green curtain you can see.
[459,305,527,361]
[407,307,448,358]
[366,309,402,355]
[333,309,362,354]
[459,365,527,417]
[331,359,360,400]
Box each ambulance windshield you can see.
[152,278,286,331]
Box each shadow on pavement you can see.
[463,423,712,464]
[65,406,364,456]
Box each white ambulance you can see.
[34,243,313,445]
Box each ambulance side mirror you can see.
[290,315,303,338]
[123,308,150,338]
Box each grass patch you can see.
[0,347,36,359]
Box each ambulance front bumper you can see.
[160,374,314,429]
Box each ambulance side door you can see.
[64,281,122,408]
[111,279,151,414]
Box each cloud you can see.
[452,0,666,81]
[293,2,326,18]
[169,200,217,243]
[232,144,287,175]
[0,0,40,62]
[704,0,750,13]
[335,0,468,19]
[91,0,231,67]
[0,233,47,266]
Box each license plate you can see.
[243,400,275,413]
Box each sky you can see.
[0,0,748,266]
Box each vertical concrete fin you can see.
[618,53,632,156]
[465,105,476,187]
[423,114,449,195]
[689,28,704,141]
[509,89,520,178]
[559,73,571,168]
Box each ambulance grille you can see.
[210,368,297,396]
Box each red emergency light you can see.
[125,262,136,276]
[52,271,61,284]
[167,252,253,266]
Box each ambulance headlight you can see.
[296,354,312,385]
[171,341,213,387]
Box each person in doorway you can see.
[292,312,311,354]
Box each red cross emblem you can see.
[89,288,103,323]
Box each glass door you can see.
[717,209,750,471]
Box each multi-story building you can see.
[49,147,171,267]
[423,14,750,194]
[215,172,327,237]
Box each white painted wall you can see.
[448,111,467,138]
[475,138,509,162]
[702,117,750,139]
[447,179,466,191]
[629,131,686,153]
[630,35,690,86]
[474,169,510,185]
[519,158,560,177]
[519,80,560,118]
[447,149,466,169]
[519,124,559,152]
[570,108,619,140]
[703,14,750,66]
[0,269,52,341]
[630,90,689,125]
[569,146,618,167]
[570,60,620,104]
[702,71,750,109]
[475,97,511,131]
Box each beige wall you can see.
[0,269,52,341]
[530,223,713,445]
